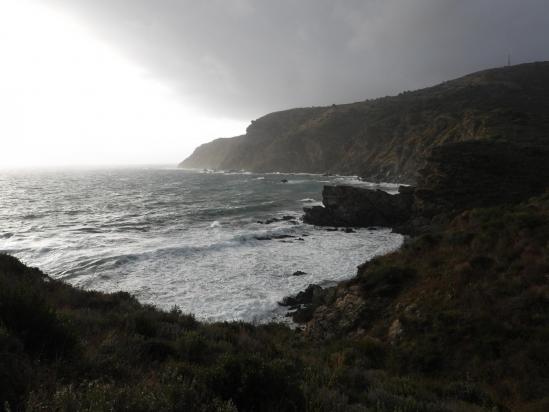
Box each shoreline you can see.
[2,164,548,410]
[1,169,404,324]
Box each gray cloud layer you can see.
[43,0,549,119]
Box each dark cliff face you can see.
[180,62,549,183]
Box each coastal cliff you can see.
[303,139,549,233]
[181,62,549,183]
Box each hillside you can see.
[2,192,548,411]
[180,62,549,183]
[0,253,498,411]
[299,192,549,410]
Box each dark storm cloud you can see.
[43,0,549,119]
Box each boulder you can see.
[279,284,323,308]
[303,185,414,228]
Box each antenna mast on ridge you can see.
[507,54,511,66]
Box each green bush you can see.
[361,266,417,297]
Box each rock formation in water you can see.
[181,62,549,183]
[303,185,414,228]
[303,139,549,233]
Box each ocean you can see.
[0,167,403,322]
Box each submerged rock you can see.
[254,234,295,241]
[257,215,298,225]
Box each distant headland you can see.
[181,61,549,184]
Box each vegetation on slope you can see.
[414,140,549,219]
[180,62,549,183]
[303,192,549,411]
[2,192,548,411]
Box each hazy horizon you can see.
[2,0,549,167]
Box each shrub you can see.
[0,328,32,411]
[207,354,305,412]
[177,331,211,363]
[361,266,417,297]
[139,339,177,362]
[0,283,77,359]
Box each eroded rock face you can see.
[304,287,367,340]
[303,185,414,228]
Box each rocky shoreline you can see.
[282,139,549,326]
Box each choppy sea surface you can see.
[0,167,403,322]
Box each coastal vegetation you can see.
[2,190,548,411]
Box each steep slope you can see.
[180,62,549,183]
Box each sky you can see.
[1,0,549,167]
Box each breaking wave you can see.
[0,168,403,322]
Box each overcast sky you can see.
[1,0,548,167]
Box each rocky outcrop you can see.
[181,62,549,183]
[303,139,549,233]
[303,185,414,227]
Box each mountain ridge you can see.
[180,61,549,183]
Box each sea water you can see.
[0,167,402,322]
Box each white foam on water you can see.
[0,168,404,323]
[333,176,404,194]
[59,222,402,323]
